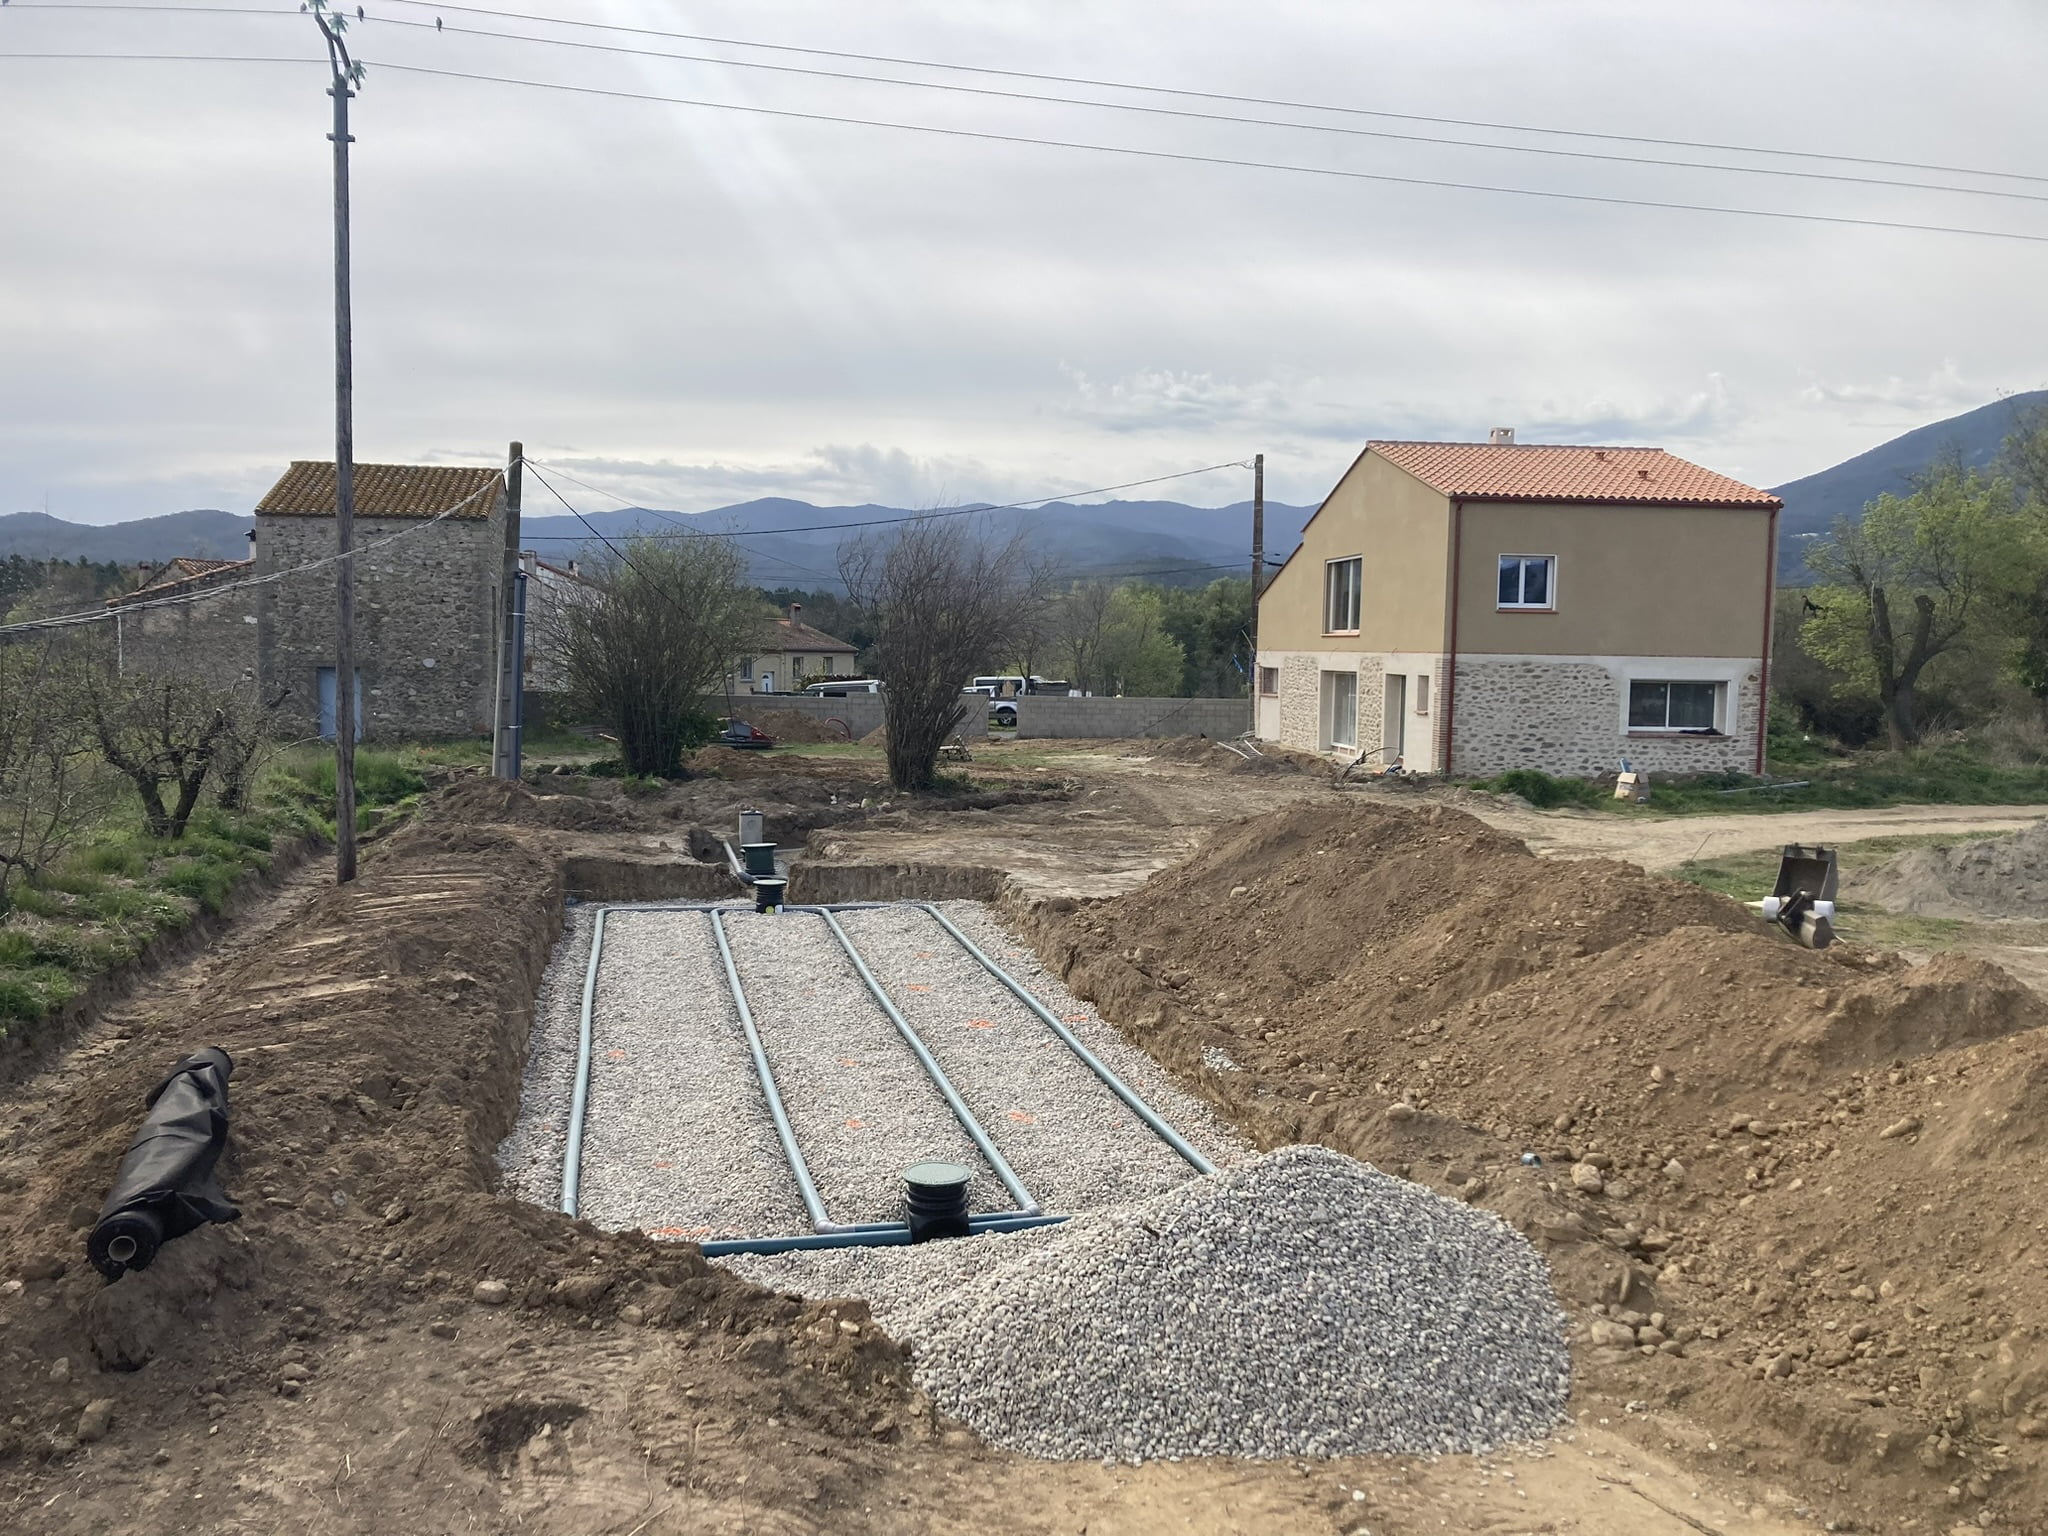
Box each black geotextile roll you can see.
[86,1047,241,1281]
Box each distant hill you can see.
[0,508,254,562]
[1771,390,2047,579]
[2,497,1316,591]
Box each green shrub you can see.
[1476,769,1606,810]
[158,858,238,913]
[0,931,32,967]
[80,842,147,878]
[0,965,78,1023]
[7,886,67,919]
[90,886,189,928]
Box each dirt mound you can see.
[1853,818,2048,917]
[1132,735,1328,775]
[1021,800,2048,1529]
[432,772,633,831]
[748,707,856,744]
[0,825,930,1527]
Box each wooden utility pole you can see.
[492,441,524,779]
[1251,453,1265,597]
[314,4,362,883]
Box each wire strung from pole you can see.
[517,456,1255,538]
[15,3,2039,204]
[9,50,2048,245]
[301,0,2048,189]
[0,474,500,636]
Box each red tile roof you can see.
[764,616,858,654]
[1369,441,1780,508]
[256,461,504,520]
[107,556,254,606]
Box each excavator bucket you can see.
[1758,844,1839,949]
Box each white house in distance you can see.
[734,605,860,695]
[1253,435,1781,778]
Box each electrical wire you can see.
[516,457,1254,538]
[245,0,2048,189]
[13,3,2038,203]
[8,50,2046,243]
[0,471,501,636]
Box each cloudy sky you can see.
[4,0,2046,524]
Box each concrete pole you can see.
[322,20,359,885]
[492,441,523,778]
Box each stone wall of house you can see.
[257,510,503,741]
[1276,653,1321,751]
[116,572,260,693]
[1449,657,1759,778]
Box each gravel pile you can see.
[495,905,595,1209]
[725,1145,1568,1461]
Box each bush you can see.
[80,841,147,878]
[158,858,238,913]
[1476,769,1607,809]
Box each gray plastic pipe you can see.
[706,908,846,1233]
[919,902,1217,1177]
[700,1211,1065,1258]
[817,907,1043,1218]
[559,906,609,1217]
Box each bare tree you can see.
[0,639,104,908]
[842,516,1048,792]
[555,535,760,778]
[83,667,244,840]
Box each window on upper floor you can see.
[1497,554,1555,610]
[1629,680,1722,731]
[1324,557,1361,633]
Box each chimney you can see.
[788,602,802,625]
[567,558,578,577]
[1489,427,1515,445]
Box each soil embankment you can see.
[1019,799,2048,1532]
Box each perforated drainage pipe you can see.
[559,906,609,1217]
[919,902,1217,1177]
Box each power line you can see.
[9,51,2046,244]
[516,458,1255,538]
[351,0,2048,190]
[17,4,2037,204]
[0,473,500,636]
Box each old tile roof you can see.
[255,461,504,520]
[107,556,254,606]
[762,616,858,654]
[1369,441,1781,508]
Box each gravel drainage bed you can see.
[497,899,1240,1240]
[724,1144,1571,1462]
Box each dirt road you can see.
[1464,798,2048,869]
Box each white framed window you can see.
[1258,665,1279,697]
[740,656,754,680]
[1414,674,1430,715]
[1322,670,1358,750]
[1628,679,1722,732]
[1497,554,1555,611]
[1324,557,1362,633]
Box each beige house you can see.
[1254,437,1781,778]
[735,606,860,695]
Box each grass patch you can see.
[1670,830,1996,952]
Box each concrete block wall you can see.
[258,511,502,741]
[697,693,987,739]
[1011,695,1251,739]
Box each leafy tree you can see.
[1802,465,2019,749]
[842,516,1046,792]
[1158,577,1253,697]
[556,536,760,777]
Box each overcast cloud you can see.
[3,0,2045,523]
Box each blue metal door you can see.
[317,668,363,741]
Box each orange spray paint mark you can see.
[1007,1110,1037,1124]
[967,1019,995,1030]
[845,1118,866,1130]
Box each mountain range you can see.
[7,391,2044,585]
